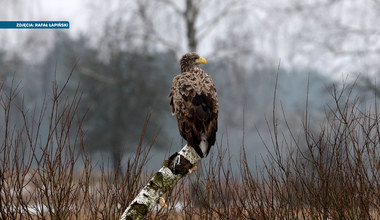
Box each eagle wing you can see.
[169,70,218,157]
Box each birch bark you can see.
[120,144,201,220]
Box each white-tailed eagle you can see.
[169,52,218,158]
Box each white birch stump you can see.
[120,144,201,220]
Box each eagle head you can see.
[180,52,207,73]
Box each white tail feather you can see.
[200,133,208,157]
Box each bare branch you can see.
[79,67,120,84]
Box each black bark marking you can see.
[130,202,149,216]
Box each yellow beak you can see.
[196,57,207,64]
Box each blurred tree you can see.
[137,0,244,53]
[39,33,177,170]
[265,0,380,75]
[78,51,177,157]
[0,51,20,82]
[89,0,245,57]
[262,0,380,99]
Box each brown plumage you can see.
[169,52,218,158]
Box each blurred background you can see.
[1,0,379,170]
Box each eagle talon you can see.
[159,197,168,209]
[188,165,198,173]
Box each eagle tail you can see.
[199,133,209,157]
